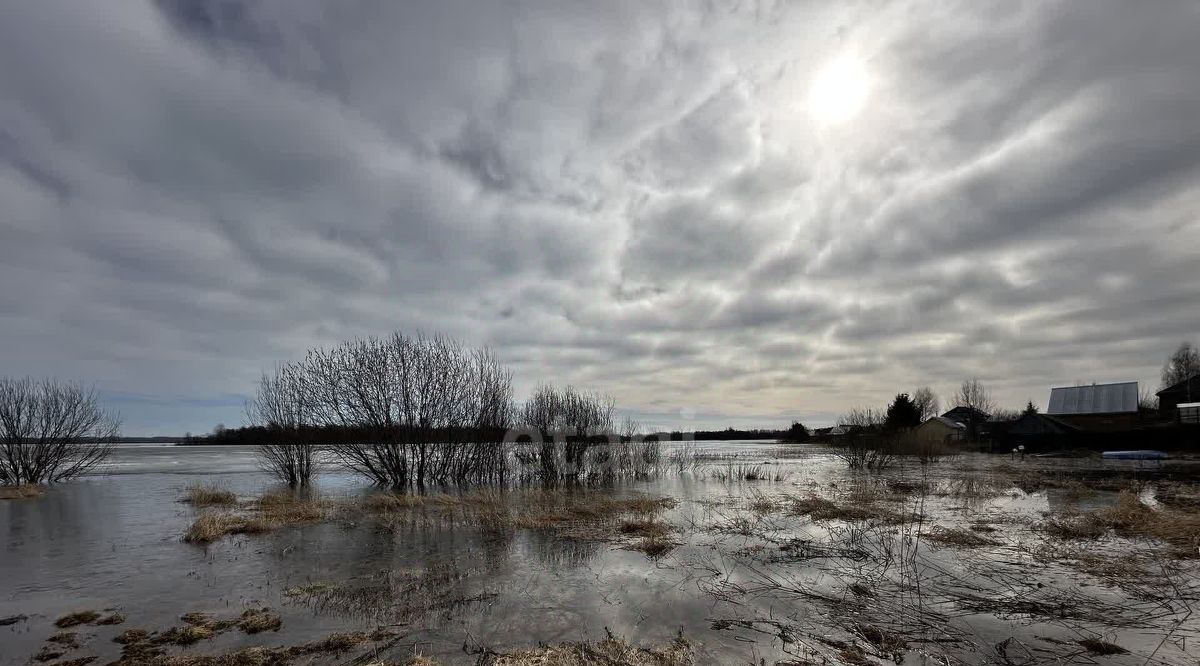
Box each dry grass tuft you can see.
[629,535,675,559]
[160,624,215,645]
[33,646,67,663]
[96,612,125,626]
[50,659,97,666]
[283,582,335,597]
[237,608,282,634]
[47,631,79,647]
[183,494,324,543]
[0,484,45,500]
[789,496,907,524]
[363,492,425,512]
[182,513,242,544]
[848,582,873,597]
[923,527,1000,549]
[182,484,237,507]
[854,624,908,659]
[1043,491,1200,556]
[486,632,693,665]
[619,519,671,538]
[1077,638,1128,655]
[114,629,151,645]
[747,493,782,515]
[286,631,371,655]
[54,610,101,628]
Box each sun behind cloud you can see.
[808,54,870,124]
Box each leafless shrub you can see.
[248,364,319,486]
[517,384,614,480]
[246,333,514,488]
[0,377,119,484]
[828,435,897,472]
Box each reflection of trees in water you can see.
[284,557,497,626]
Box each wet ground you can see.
[2,443,1198,665]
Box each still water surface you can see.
[2,443,1194,665]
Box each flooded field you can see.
[2,443,1199,665]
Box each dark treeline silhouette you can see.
[187,425,796,446]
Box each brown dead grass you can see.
[923,527,1001,549]
[628,535,675,559]
[363,492,426,512]
[854,623,908,656]
[102,631,689,666]
[0,484,45,499]
[182,484,237,508]
[47,631,79,647]
[34,646,67,663]
[1078,638,1128,655]
[114,629,151,645]
[484,633,693,665]
[619,519,671,538]
[789,496,908,524]
[160,625,215,645]
[183,492,326,543]
[1043,491,1200,556]
[108,627,409,666]
[237,608,282,634]
[50,659,97,666]
[55,610,101,628]
[183,487,673,548]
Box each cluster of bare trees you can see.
[516,384,615,479]
[0,378,120,484]
[248,333,514,487]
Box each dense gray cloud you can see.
[1,0,1197,434]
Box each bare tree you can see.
[1138,388,1159,412]
[912,386,940,422]
[0,377,120,484]
[246,333,514,488]
[518,384,615,480]
[953,379,995,442]
[1161,341,1200,388]
[991,408,1021,422]
[247,363,319,486]
[838,406,883,428]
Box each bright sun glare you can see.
[808,56,870,124]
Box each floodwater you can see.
[2,443,1198,665]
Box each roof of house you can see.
[1047,381,1138,415]
[1007,412,1081,436]
[1156,374,1200,397]
[942,406,990,420]
[923,416,966,430]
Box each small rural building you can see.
[1157,375,1200,412]
[942,406,990,423]
[1046,381,1139,431]
[1178,402,1200,425]
[913,416,966,446]
[940,406,990,440]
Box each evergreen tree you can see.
[885,393,921,430]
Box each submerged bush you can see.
[0,377,120,484]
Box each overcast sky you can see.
[2,1,1199,435]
